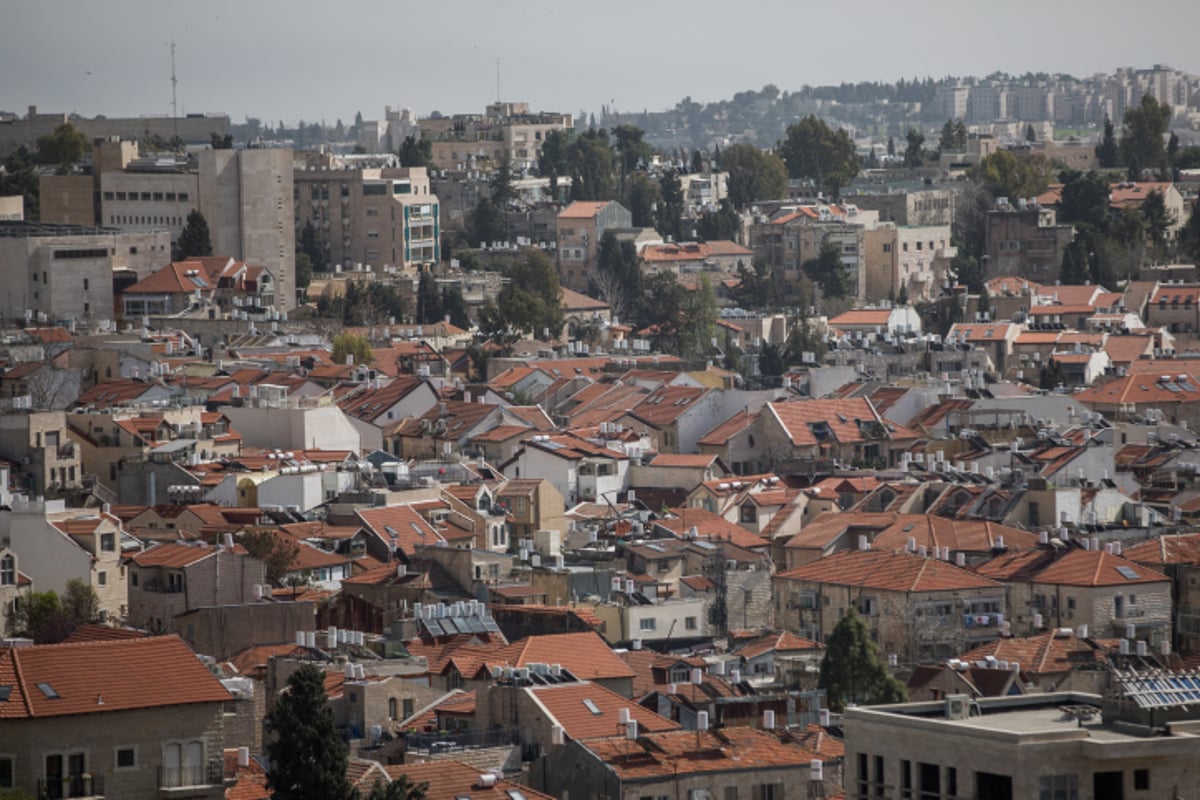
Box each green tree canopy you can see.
[938,119,967,153]
[591,231,641,320]
[441,286,471,330]
[11,579,100,643]
[818,608,908,711]
[365,775,428,800]
[613,124,653,176]
[294,252,313,291]
[416,271,444,324]
[697,198,741,242]
[802,242,850,299]
[1059,240,1091,285]
[538,129,570,200]
[903,127,925,168]
[778,116,859,197]
[1095,116,1120,168]
[175,210,214,261]
[497,250,564,339]
[721,143,787,208]
[970,151,1053,202]
[1057,170,1111,230]
[299,220,327,272]
[1141,189,1175,249]
[265,664,355,800]
[240,529,301,585]
[398,135,433,169]
[624,172,661,228]
[35,123,88,168]
[656,170,685,242]
[1120,94,1172,178]
[330,332,375,368]
[1181,202,1200,265]
[567,129,616,201]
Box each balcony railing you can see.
[158,761,223,789]
[37,774,104,799]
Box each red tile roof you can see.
[959,630,1119,676]
[976,548,1170,587]
[0,635,229,718]
[558,201,611,219]
[356,504,446,557]
[1124,534,1200,566]
[385,761,557,800]
[499,631,634,682]
[776,549,1002,592]
[697,409,758,446]
[526,680,680,739]
[582,727,831,779]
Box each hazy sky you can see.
[5,0,1198,126]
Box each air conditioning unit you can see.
[945,693,970,720]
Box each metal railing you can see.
[403,727,518,754]
[158,761,223,789]
[36,774,104,799]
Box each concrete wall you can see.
[175,600,316,660]
[219,404,361,452]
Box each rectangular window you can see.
[639,618,656,631]
[685,617,697,630]
[115,747,136,769]
[166,193,176,202]
[0,755,12,788]
[900,759,912,799]
[178,192,188,202]
[98,571,107,586]
[1038,774,1077,800]
[1134,769,1149,790]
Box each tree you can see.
[1039,359,1067,390]
[1025,123,1037,143]
[441,286,471,330]
[497,250,563,338]
[802,242,850,299]
[35,123,88,168]
[624,172,660,228]
[299,221,327,272]
[1181,202,1200,265]
[971,151,1053,202]
[416,271,444,325]
[567,129,616,201]
[592,231,640,320]
[398,135,433,169]
[887,135,896,158]
[62,579,101,629]
[10,579,98,643]
[903,128,925,168]
[1057,170,1111,230]
[778,116,859,197]
[365,775,428,800]
[294,252,313,292]
[175,210,213,260]
[1141,189,1175,250]
[938,119,967,153]
[331,332,374,366]
[1120,94,1172,178]
[656,170,685,242]
[697,199,741,242]
[240,529,302,585]
[0,147,40,220]
[1059,240,1091,285]
[721,143,787,208]
[265,664,355,800]
[758,342,785,378]
[538,129,570,200]
[613,124,652,177]
[818,608,908,712]
[210,132,234,149]
[1095,116,1120,168]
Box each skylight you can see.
[0,685,11,701]
[1116,566,1140,581]
[582,698,602,715]
[37,682,59,699]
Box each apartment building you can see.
[863,223,955,302]
[555,201,633,292]
[0,221,170,323]
[984,204,1074,285]
[40,140,297,311]
[419,102,573,172]
[294,151,439,269]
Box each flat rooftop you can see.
[0,220,122,238]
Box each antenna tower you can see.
[170,40,179,135]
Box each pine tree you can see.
[265,665,355,800]
[818,608,907,711]
[1095,116,1120,168]
[175,210,213,261]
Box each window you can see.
[752,785,778,800]
[685,616,697,631]
[740,504,757,524]
[900,759,912,799]
[403,698,414,719]
[101,533,116,552]
[1134,769,1149,790]
[115,746,137,770]
[0,755,11,788]
[162,741,205,788]
[0,555,14,586]
[388,698,398,720]
[1039,774,1078,800]
[639,618,656,631]
[98,571,107,586]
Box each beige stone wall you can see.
[38,174,96,225]
[0,702,225,800]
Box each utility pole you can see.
[170,40,178,137]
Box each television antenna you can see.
[170,40,179,133]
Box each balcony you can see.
[158,762,223,793]
[56,443,76,459]
[37,774,104,799]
